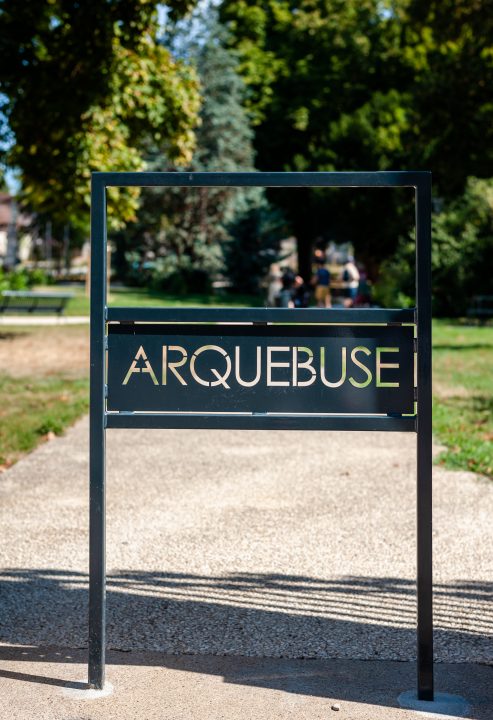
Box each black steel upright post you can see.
[416,174,433,700]
[89,175,107,689]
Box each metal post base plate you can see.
[398,690,470,717]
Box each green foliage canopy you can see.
[403,0,493,197]
[114,21,267,292]
[219,0,415,274]
[220,0,493,277]
[374,178,493,315]
[0,0,201,232]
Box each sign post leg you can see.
[416,176,433,701]
[417,418,433,699]
[89,414,106,688]
[88,174,107,690]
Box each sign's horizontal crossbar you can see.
[107,307,416,324]
[105,413,416,432]
[93,170,431,189]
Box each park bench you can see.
[0,290,74,315]
[467,295,493,324]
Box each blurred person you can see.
[292,274,310,308]
[279,267,296,307]
[266,263,283,307]
[354,267,372,307]
[312,256,331,308]
[342,255,360,307]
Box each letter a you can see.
[122,346,159,385]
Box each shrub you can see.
[373,177,493,316]
[0,267,50,292]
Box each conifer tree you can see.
[117,12,284,294]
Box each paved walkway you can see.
[0,417,492,717]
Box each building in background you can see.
[0,193,34,268]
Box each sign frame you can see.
[89,171,432,699]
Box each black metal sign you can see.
[89,171,433,703]
[107,324,415,415]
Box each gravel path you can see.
[0,416,491,662]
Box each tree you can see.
[219,0,412,277]
[220,0,493,278]
[115,15,283,293]
[225,200,286,295]
[402,0,493,198]
[0,1,201,235]
[374,178,493,316]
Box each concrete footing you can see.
[398,689,470,717]
[62,679,114,700]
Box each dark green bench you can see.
[0,290,74,315]
[467,295,493,324]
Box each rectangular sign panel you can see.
[107,324,415,415]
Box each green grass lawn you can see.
[48,284,262,315]
[433,320,493,478]
[0,324,90,469]
[0,374,89,468]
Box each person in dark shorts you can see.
[312,257,331,307]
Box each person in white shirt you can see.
[342,256,360,306]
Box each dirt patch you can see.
[0,325,89,378]
[433,379,471,400]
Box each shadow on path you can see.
[0,569,491,659]
[1,570,492,715]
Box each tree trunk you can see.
[296,234,313,284]
[5,199,18,270]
